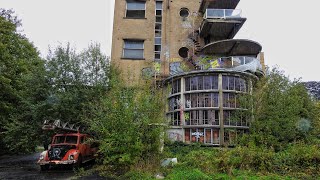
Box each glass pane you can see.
[198,76,203,90]
[185,77,190,91]
[126,10,145,18]
[65,136,78,144]
[124,40,143,49]
[127,1,145,10]
[155,23,162,30]
[124,49,143,59]
[211,76,218,89]
[156,10,162,16]
[204,76,211,90]
[156,1,163,10]
[156,16,162,22]
[229,76,235,90]
[155,30,161,37]
[155,53,160,60]
[155,38,161,45]
[222,76,228,90]
[205,129,212,144]
[155,45,161,51]
[213,130,219,144]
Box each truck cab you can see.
[37,132,98,171]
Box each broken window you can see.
[126,0,146,18]
[123,39,144,59]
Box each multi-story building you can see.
[111,0,264,146]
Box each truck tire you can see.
[73,155,82,169]
[40,165,49,171]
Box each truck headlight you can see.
[39,154,44,160]
[69,155,74,160]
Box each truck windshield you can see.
[54,136,78,144]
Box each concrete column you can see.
[180,77,185,142]
[218,74,224,146]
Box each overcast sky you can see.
[1,0,320,81]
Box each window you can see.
[123,40,144,59]
[178,47,189,58]
[126,0,146,18]
[180,8,189,18]
[154,1,163,61]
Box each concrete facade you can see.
[111,0,264,146]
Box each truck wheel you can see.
[73,155,82,169]
[40,165,49,171]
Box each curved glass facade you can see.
[166,72,253,146]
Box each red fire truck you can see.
[37,120,98,171]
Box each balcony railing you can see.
[204,9,242,19]
[204,56,263,72]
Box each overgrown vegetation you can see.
[0,9,109,154]
[1,8,320,179]
[0,9,47,154]
[90,68,166,177]
[119,68,320,179]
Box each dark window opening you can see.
[180,8,189,18]
[178,47,189,58]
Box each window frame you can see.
[122,39,145,60]
[125,0,146,19]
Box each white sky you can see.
[1,0,320,81]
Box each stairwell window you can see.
[126,0,146,18]
[123,40,144,59]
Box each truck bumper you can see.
[38,160,77,165]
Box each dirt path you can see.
[0,153,75,180]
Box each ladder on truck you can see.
[42,120,85,132]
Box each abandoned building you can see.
[111,0,265,146]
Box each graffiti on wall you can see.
[168,132,183,141]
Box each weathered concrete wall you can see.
[167,128,184,142]
[111,0,202,84]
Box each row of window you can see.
[185,128,220,145]
[169,93,219,111]
[184,76,247,92]
[185,110,219,126]
[222,76,247,92]
[184,128,247,145]
[186,76,219,91]
[169,92,248,111]
[168,110,249,127]
[154,1,163,61]
[223,111,249,127]
[185,93,219,108]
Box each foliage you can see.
[163,143,320,179]
[239,67,319,151]
[44,42,109,126]
[90,67,166,175]
[0,9,48,154]
[166,167,211,180]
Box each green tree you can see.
[90,68,166,175]
[0,9,48,154]
[44,43,109,125]
[242,68,318,151]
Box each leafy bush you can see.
[122,170,154,180]
[166,167,211,180]
[90,68,165,175]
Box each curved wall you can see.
[166,70,256,146]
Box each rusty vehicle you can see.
[37,120,98,171]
